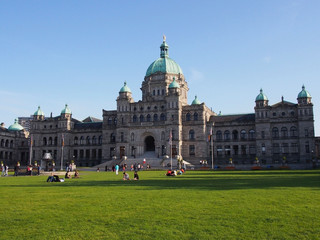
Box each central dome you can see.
[145,37,183,77]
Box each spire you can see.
[160,36,169,58]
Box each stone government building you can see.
[1,37,318,168]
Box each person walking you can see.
[115,164,119,175]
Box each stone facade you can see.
[0,39,316,168]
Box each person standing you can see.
[37,164,41,176]
[14,163,19,176]
[115,164,119,175]
[1,163,5,177]
[5,164,9,176]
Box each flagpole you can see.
[170,129,172,170]
[211,133,214,170]
[60,134,64,171]
[29,134,33,165]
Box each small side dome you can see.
[8,119,24,131]
[119,82,131,93]
[297,85,311,98]
[169,77,180,89]
[191,95,201,105]
[256,89,268,101]
[34,106,44,116]
[61,104,72,114]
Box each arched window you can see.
[110,133,115,143]
[43,137,47,146]
[108,117,112,125]
[153,114,158,121]
[272,128,279,138]
[10,140,13,148]
[232,130,238,140]
[54,137,58,146]
[48,137,52,146]
[146,114,151,122]
[281,127,288,138]
[160,113,166,121]
[5,140,9,147]
[186,113,191,121]
[98,135,102,145]
[140,115,144,122]
[80,136,84,145]
[133,115,137,122]
[131,133,134,142]
[290,126,297,137]
[0,139,4,147]
[86,136,91,145]
[189,130,195,140]
[224,130,230,140]
[114,117,117,125]
[92,136,97,145]
[74,137,78,145]
[216,131,222,141]
[240,130,246,140]
[120,132,124,142]
[249,130,255,140]
[194,112,198,121]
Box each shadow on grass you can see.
[2,170,320,191]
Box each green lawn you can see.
[0,170,319,240]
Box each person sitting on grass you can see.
[73,170,80,178]
[123,171,130,180]
[166,169,175,176]
[65,171,71,179]
[133,171,139,180]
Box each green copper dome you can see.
[61,104,72,114]
[191,95,201,105]
[119,82,131,93]
[169,77,180,89]
[34,106,44,116]
[255,89,268,101]
[8,119,24,131]
[297,85,311,98]
[145,37,183,77]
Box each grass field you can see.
[0,170,319,240]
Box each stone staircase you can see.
[93,151,192,170]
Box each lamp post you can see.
[211,123,214,170]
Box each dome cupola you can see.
[119,81,131,93]
[169,77,180,89]
[145,36,183,77]
[61,104,72,115]
[297,85,311,99]
[255,89,268,101]
[34,106,44,116]
[191,95,201,105]
[8,119,24,131]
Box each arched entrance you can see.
[145,136,155,151]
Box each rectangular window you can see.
[305,129,309,137]
[282,143,289,154]
[241,145,246,155]
[261,131,265,139]
[249,145,256,155]
[291,143,298,153]
[233,145,238,155]
[217,146,223,156]
[273,143,280,154]
[225,145,231,156]
[189,145,195,156]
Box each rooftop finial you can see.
[163,34,166,42]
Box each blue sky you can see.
[1,0,319,134]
